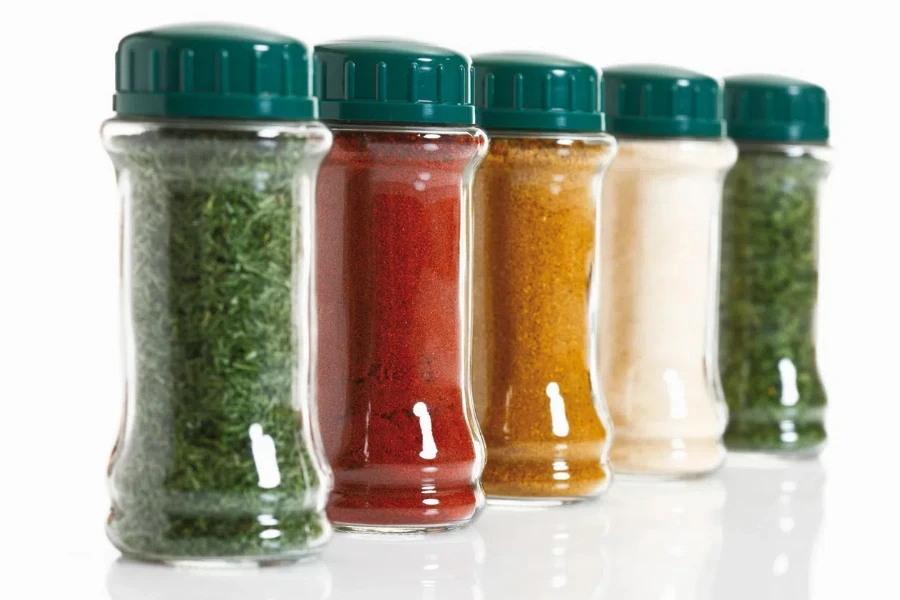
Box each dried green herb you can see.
[105,125,329,561]
[717,148,828,452]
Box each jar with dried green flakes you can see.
[101,24,333,565]
[716,75,833,455]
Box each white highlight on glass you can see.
[414,401,438,459]
[257,514,278,526]
[780,419,799,443]
[778,358,800,407]
[249,423,281,489]
[663,369,688,419]
[546,382,570,437]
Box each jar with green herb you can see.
[101,24,333,565]
[716,75,832,455]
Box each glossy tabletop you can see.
[17,449,889,600]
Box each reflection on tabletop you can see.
[106,557,333,600]
[105,459,825,600]
[475,502,611,598]
[713,456,826,600]
[604,475,726,599]
[325,527,484,599]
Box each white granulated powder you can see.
[600,139,737,476]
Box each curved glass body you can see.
[717,143,832,454]
[600,138,737,477]
[473,132,616,503]
[102,118,333,565]
[316,124,488,532]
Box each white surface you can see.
[8,455,884,599]
[0,0,896,597]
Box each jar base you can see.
[106,509,330,566]
[486,494,600,509]
[326,481,483,532]
[724,447,825,469]
[612,469,717,483]
[113,546,326,568]
[724,425,826,455]
[610,437,725,477]
[331,519,474,536]
[480,453,611,501]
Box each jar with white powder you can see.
[599,65,737,477]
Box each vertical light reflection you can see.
[546,382,570,437]
[778,358,800,407]
[414,401,438,459]
[249,423,281,489]
[663,369,688,419]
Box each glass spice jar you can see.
[599,65,737,478]
[716,76,833,455]
[314,40,488,533]
[101,24,333,565]
[471,53,616,504]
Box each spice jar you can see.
[471,53,616,503]
[314,40,488,532]
[101,24,333,564]
[599,65,736,477]
[716,76,832,454]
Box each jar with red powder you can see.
[313,39,488,533]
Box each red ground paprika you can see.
[316,127,487,532]
[313,39,488,533]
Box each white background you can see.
[0,1,895,598]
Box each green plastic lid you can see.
[725,75,829,143]
[602,64,725,138]
[472,52,604,132]
[314,39,476,125]
[113,23,317,120]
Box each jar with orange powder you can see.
[472,53,616,504]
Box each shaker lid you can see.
[314,39,476,126]
[113,23,317,120]
[472,52,604,133]
[725,75,829,143]
[602,64,725,138]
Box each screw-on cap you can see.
[314,39,476,126]
[113,23,317,120]
[725,75,829,143]
[602,64,725,138]
[472,52,604,132]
